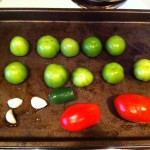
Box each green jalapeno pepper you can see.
[49,87,75,104]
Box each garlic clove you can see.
[5,109,17,124]
[7,98,23,109]
[31,96,47,109]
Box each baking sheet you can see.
[0,9,150,148]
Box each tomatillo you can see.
[10,36,29,56]
[4,61,28,84]
[37,35,59,58]
[102,62,124,84]
[60,38,79,57]
[44,63,68,88]
[106,35,126,56]
[72,67,94,87]
[82,36,102,57]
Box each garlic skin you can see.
[31,96,47,109]
[7,98,23,109]
[5,109,16,124]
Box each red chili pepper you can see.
[114,93,150,123]
[60,103,101,132]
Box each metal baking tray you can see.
[0,8,150,148]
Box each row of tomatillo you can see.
[4,57,150,88]
[10,34,126,58]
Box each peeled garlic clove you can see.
[5,109,17,124]
[31,96,47,109]
[7,98,23,108]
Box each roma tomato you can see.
[114,93,150,123]
[60,103,101,132]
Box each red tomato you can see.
[60,103,101,132]
[114,93,150,123]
